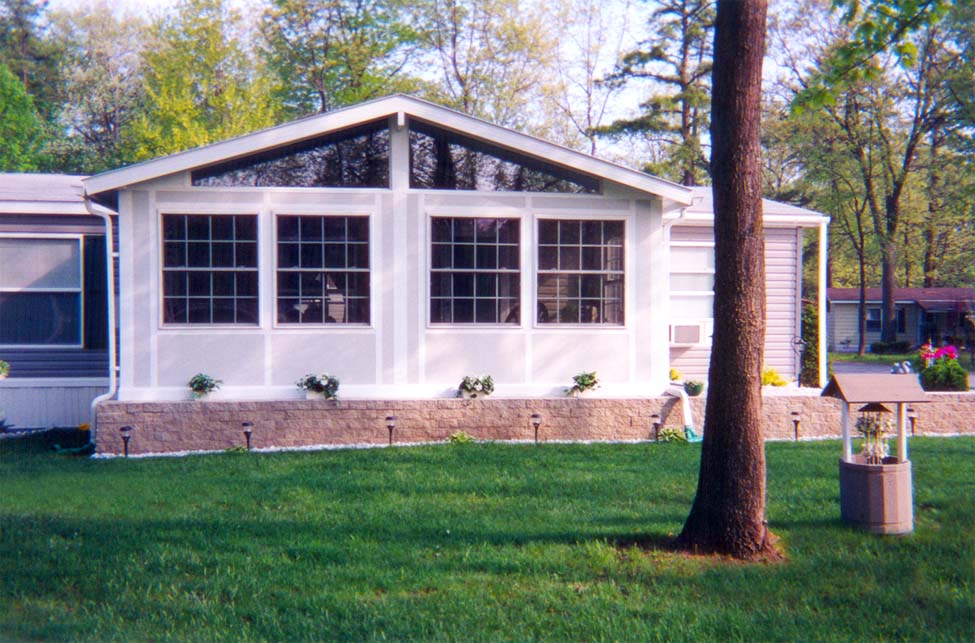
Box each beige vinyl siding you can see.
[669,226,800,382]
[828,302,920,351]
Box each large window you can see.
[162,215,258,324]
[0,237,82,345]
[430,217,520,324]
[537,220,624,325]
[276,215,370,324]
[668,243,713,344]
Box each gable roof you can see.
[828,287,975,313]
[83,94,693,204]
[0,173,91,216]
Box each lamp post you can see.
[242,422,253,451]
[386,416,396,445]
[651,414,661,441]
[791,411,800,441]
[793,336,807,385]
[530,413,542,444]
[119,425,132,458]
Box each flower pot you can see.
[0,373,7,380]
[461,390,488,399]
[839,456,913,534]
[305,390,325,400]
[683,381,704,397]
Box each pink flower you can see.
[920,343,937,360]
[934,345,958,360]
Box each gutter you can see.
[83,196,118,445]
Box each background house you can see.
[80,95,827,402]
[827,287,975,352]
[0,174,114,428]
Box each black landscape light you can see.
[119,425,132,458]
[386,416,397,445]
[242,422,253,451]
[530,413,542,444]
[907,408,918,436]
[651,414,661,441]
[791,411,801,441]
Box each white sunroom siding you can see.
[669,226,800,382]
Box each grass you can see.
[829,351,917,365]
[1,432,973,642]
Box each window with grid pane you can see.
[537,220,624,325]
[162,215,258,324]
[276,215,370,324]
[430,217,520,324]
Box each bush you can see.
[870,341,889,354]
[447,431,476,444]
[890,340,911,353]
[762,366,788,386]
[920,358,969,392]
[799,304,820,387]
[657,427,688,443]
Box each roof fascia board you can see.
[84,94,693,205]
[663,211,828,227]
[0,203,91,215]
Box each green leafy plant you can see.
[458,375,494,398]
[762,366,788,387]
[918,344,969,392]
[658,426,688,443]
[0,360,9,378]
[188,373,221,398]
[297,373,340,399]
[447,431,475,444]
[568,371,599,396]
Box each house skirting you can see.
[93,392,975,456]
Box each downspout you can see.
[818,219,829,387]
[84,196,118,446]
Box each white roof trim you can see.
[84,94,693,204]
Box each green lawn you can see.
[1,433,973,642]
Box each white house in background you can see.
[81,94,828,402]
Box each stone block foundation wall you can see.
[94,392,974,456]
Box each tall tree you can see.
[0,0,60,121]
[676,0,778,560]
[262,0,422,116]
[0,61,44,170]
[125,0,281,160]
[600,0,714,185]
[47,2,146,172]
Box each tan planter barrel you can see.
[839,458,913,534]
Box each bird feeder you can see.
[821,374,928,534]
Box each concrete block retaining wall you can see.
[94,391,975,456]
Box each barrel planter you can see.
[838,456,913,534]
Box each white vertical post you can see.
[897,402,908,462]
[841,401,852,462]
[818,220,829,387]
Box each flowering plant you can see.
[0,360,9,378]
[918,344,968,391]
[855,413,891,464]
[297,373,340,399]
[188,373,221,398]
[458,375,494,398]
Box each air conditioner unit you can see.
[670,322,711,346]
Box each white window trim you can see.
[271,210,375,329]
[0,233,85,349]
[531,213,630,330]
[157,209,261,329]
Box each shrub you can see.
[669,367,682,382]
[920,357,969,392]
[447,431,475,444]
[870,341,889,354]
[657,427,688,443]
[890,340,911,353]
[799,304,820,387]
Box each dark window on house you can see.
[191,121,389,188]
[537,220,624,324]
[410,120,599,193]
[162,214,258,324]
[897,307,906,334]
[866,308,882,332]
[430,217,520,324]
[276,215,370,324]
[0,237,82,345]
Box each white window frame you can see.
[669,241,714,346]
[0,233,84,348]
[272,211,373,328]
[158,211,261,328]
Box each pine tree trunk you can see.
[881,240,898,343]
[676,0,779,561]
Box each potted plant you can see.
[188,373,221,400]
[297,373,340,399]
[918,344,969,391]
[683,380,704,396]
[0,360,9,380]
[568,371,599,397]
[458,375,494,399]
